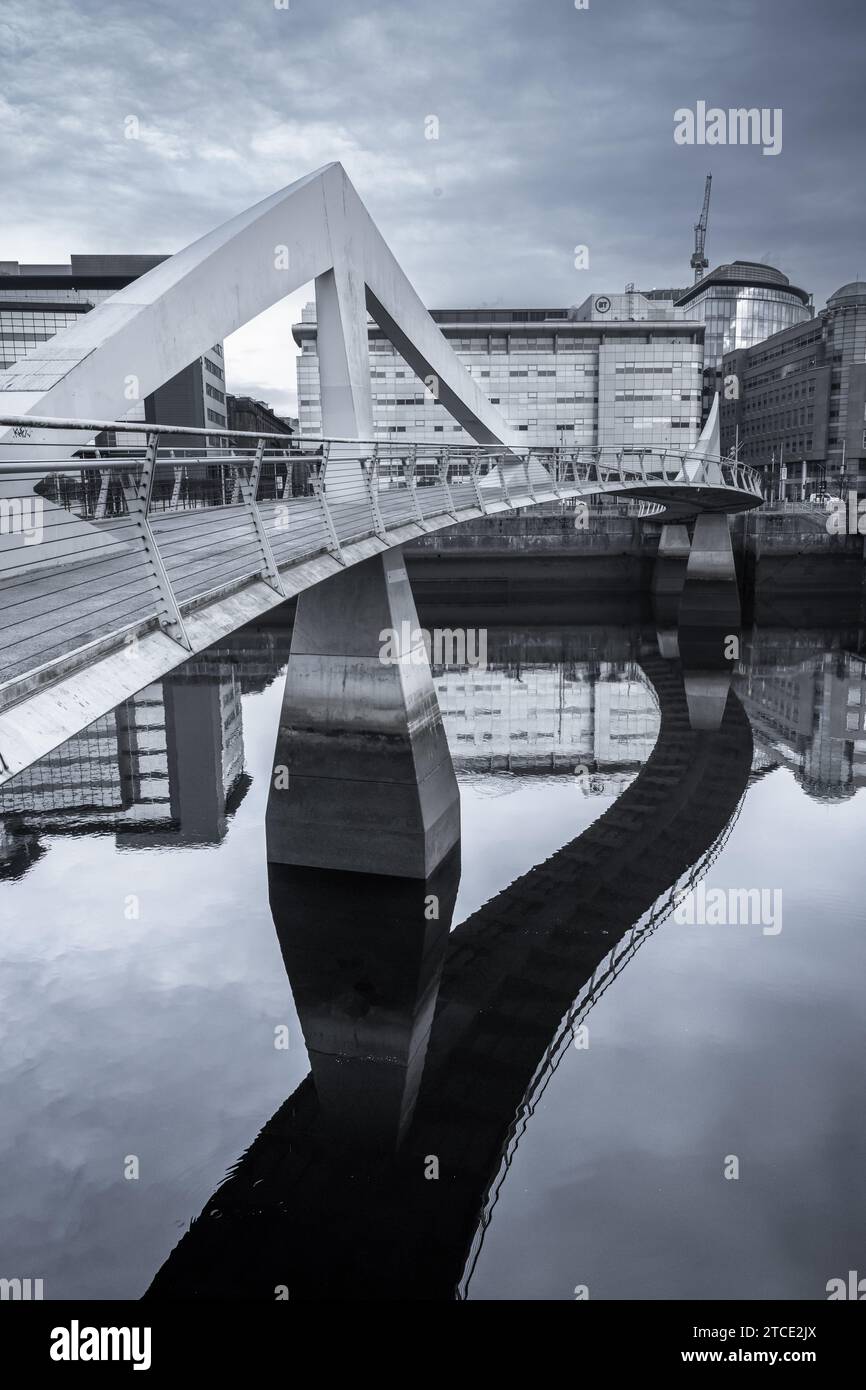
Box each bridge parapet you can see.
[0,412,761,786]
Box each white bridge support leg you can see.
[266,549,461,878]
[268,253,460,878]
[315,261,373,503]
[686,513,737,583]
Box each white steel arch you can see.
[0,162,519,454]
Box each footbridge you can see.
[0,162,761,864]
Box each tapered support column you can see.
[315,259,373,504]
[266,549,461,878]
[658,523,691,559]
[686,513,737,583]
[652,521,692,598]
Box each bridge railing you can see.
[0,414,762,712]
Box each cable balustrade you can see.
[0,413,762,715]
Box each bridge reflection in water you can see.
[145,582,754,1300]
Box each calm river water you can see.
[1,586,865,1300]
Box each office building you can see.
[721,281,866,495]
[294,295,704,451]
[675,260,812,418]
[226,394,294,439]
[0,255,226,442]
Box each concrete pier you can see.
[266,548,461,878]
[652,522,692,597]
[658,523,692,559]
[686,513,737,583]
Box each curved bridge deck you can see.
[0,415,760,785]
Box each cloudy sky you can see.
[1,0,862,415]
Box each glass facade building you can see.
[0,302,89,370]
[294,297,704,452]
[676,261,812,418]
[0,256,226,441]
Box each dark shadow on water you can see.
[270,851,460,1154]
[147,596,755,1301]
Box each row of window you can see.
[740,438,814,459]
[614,363,700,373]
[0,331,53,344]
[744,383,817,410]
[303,338,700,356]
[743,408,815,432]
[746,329,825,370]
[613,391,697,402]
[0,312,81,330]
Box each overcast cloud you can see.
[0,0,862,414]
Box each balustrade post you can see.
[236,436,285,595]
[121,431,191,650]
[315,440,346,561]
[406,445,425,526]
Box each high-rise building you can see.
[0,255,226,442]
[675,260,812,418]
[721,281,866,496]
[294,296,705,451]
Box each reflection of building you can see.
[0,671,247,867]
[434,663,659,790]
[294,301,704,451]
[721,282,866,495]
[0,255,226,443]
[738,649,866,800]
[0,820,43,879]
[675,261,812,420]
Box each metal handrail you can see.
[0,413,765,496]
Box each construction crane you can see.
[690,173,712,284]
